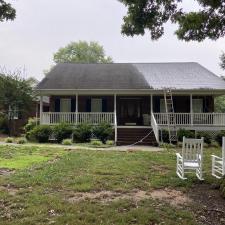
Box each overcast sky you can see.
[0,0,224,80]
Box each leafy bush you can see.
[5,137,13,143]
[73,123,92,143]
[177,129,195,142]
[29,125,52,143]
[93,122,113,144]
[90,139,102,146]
[53,123,73,143]
[16,138,27,144]
[215,131,225,146]
[106,140,114,146]
[220,178,225,198]
[24,117,39,133]
[0,114,9,134]
[196,132,212,144]
[62,139,72,146]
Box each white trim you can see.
[114,94,117,143]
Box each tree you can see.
[0,71,34,135]
[53,41,113,64]
[0,0,16,22]
[220,53,225,70]
[120,0,225,42]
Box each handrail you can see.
[151,112,159,143]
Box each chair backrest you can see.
[182,137,204,161]
[222,137,225,162]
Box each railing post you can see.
[76,93,78,125]
[40,95,43,124]
[114,94,117,144]
[190,94,193,126]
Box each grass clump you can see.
[5,137,13,143]
[62,139,72,146]
[90,139,102,146]
[16,138,27,144]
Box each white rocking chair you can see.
[212,137,225,179]
[176,137,204,180]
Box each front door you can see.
[119,98,142,125]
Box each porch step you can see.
[117,128,157,146]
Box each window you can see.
[60,99,71,112]
[193,99,203,113]
[91,98,102,112]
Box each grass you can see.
[0,144,222,225]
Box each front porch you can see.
[38,93,225,144]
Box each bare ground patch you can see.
[187,184,225,225]
[67,188,191,207]
[0,168,15,176]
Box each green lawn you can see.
[0,144,222,225]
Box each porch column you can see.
[190,94,193,125]
[76,93,78,125]
[114,94,117,143]
[40,95,43,124]
[150,94,153,114]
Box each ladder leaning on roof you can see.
[164,89,178,143]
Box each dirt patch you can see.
[67,188,190,207]
[187,184,225,225]
[0,185,20,196]
[67,190,151,204]
[0,168,15,176]
[150,188,191,207]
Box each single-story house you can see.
[36,62,225,145]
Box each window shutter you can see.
[86,98,91,112]
[55,98,60,112]
[154,97,160,112]
[102,98,107,112]
[71,98,76,112]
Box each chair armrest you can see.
[176,153,182,159]
[211,155,222,160]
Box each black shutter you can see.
[102,98,107,112]
[55,98,60,112]
[71,98,76,112]
[154,97,160,112]
[86,98,91,112]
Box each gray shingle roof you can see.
[37,62,225,91]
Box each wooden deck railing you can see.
[41,112,115,125]
[154,113,225,126]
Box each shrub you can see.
[220,178,225,198]
[62,139,72,146]
[177,129,195,142]
[93,122,113,144]
[0,114,9,134]
[16,138,27,144]
[53,123,73,143]
[215,131,225,146]
[90,139,102,146]
[73,123,92,143]
[106,140,114,146]
[29,125,52,143]
[5,137,13,143]
[24,117,39,133]
[196,132,212,144]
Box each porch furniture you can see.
[212,137,225,179]
[176,137,204,180]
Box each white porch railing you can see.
[151,112,159,143]
[154,113,225,126]
[42,112,115,125]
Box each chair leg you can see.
[196,167,204,181]
[176,164,187,180]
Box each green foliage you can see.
[90,139,102,146]
[196,132,212,145]
[106,140,114,146]
[29,125,52,143]
[16,138,27,144]
[5,137,13,143]
[0,0,16,22]
[220,53,225,70]
[53,41,113,64]
[93,122,113,144]
[220,177,225,198]
[53,123,73,143]
[215,95,225,112]
[24,117,39,133]
[0,113,9,134]
[215,131,225,146]
[73,123,92,143]
[177,129,195,142]
[120,0,225,41]
[62,139,72,146]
